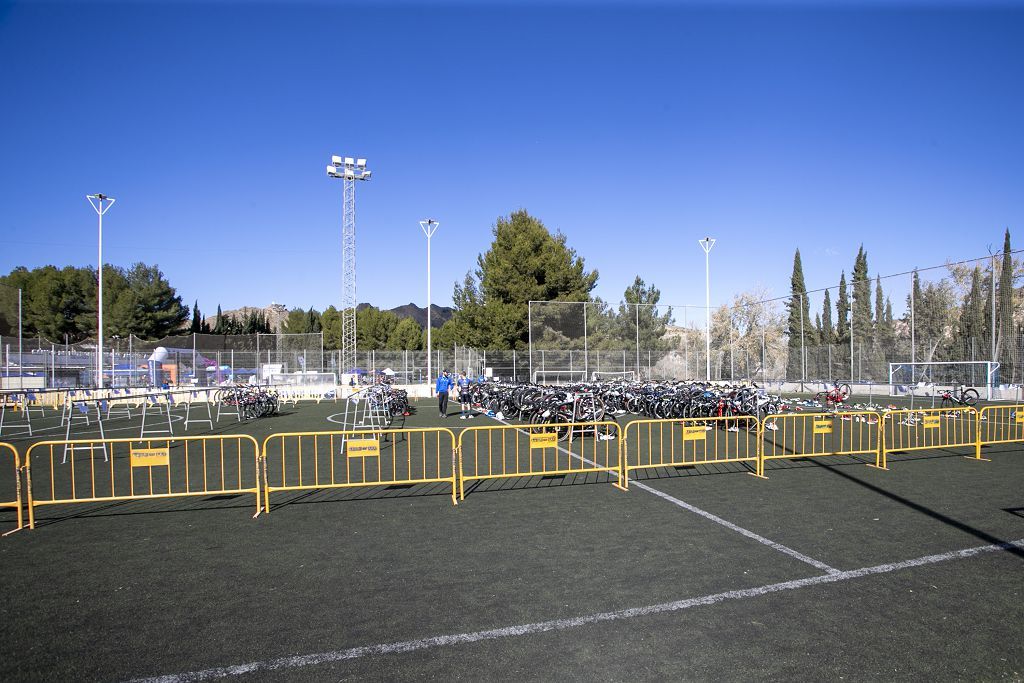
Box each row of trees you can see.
[779,229,1021,381]
[0,263,188,342]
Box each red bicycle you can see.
[939,386,979,408]
[814,381,851,408]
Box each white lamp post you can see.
[87,193,115,388]
[419,219,439,392]
[698,237,716,381]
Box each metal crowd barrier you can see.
[622,416,758,487]
[457,421,624,500]
[24,435,262,527]
[262,428,458,511]
[879,407,979,469]
[759,411,882,477]
[976,404,1024,459]
[1,442,22,534]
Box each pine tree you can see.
[190,300,202,334]
[997,229,1014,366]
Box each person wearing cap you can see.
[457,370,474,419]
[436,370,455,418]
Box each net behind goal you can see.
[888,362,997,398]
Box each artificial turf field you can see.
[0,394,1022,681]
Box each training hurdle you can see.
[622,416,759,488]
[758,411,881,477]
[0,442,23,534]
[975,404,1024,459]
[25,434,262,528]
[457,421,624,500]
[879,407,979,469]
[262,427,458,511]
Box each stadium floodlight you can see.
[87,193,116,388]
[419,219,440,392]
[327,154,372,378]
[356,158,366,168]
[698,237,716,382]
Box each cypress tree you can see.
[786,249,813,379]
[997,229,1014,366]
[851,245,872,345]
[821,288,835,345]
[836,272,849,342]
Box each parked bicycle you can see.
[814,381,851,409]
[939,385,979,408]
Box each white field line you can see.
[487,414,838,573]
[128,537,1024,683]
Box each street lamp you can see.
[87,193,115,388]
[419,219,439,391]
[698,237,715,381]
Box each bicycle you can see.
[813,381,851,409]
[939,386,979,409]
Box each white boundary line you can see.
[128,537,1024,683]
[487,414,838,573]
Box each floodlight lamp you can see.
[327,165,338,176]
[331,155,343,166]
[344,157,355,167]
[345,170,355,179]
[356,158,366,168]
[361,170,371,180]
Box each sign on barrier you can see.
[458,421,623,500]
[0,442,22,534]
[622,416,758,488]
[976,404,1024,459]
[879,407,978,469]
[25,435,262,528]
[759,411,881,477]
[262,428,457,510]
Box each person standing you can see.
[436,370,454,418]
[457,370,473,419]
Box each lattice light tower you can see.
[327,155,372,375]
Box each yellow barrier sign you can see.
[130,448,169,468]
[923,416,940,429]
[682,426,707,441]
[529,433,558,449]
[346,439,380,458]
[1016,412,1024,424]
[813,419,833,435]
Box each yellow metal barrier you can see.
[1,442,22,534]
[879,407,978,469]
[622,416,758,488]
[25,435,262,528]
[975,404,1024,459]
[458,421,624,500]
[262,428,457,510]
[758,411,881,477]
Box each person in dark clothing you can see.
[436,370,454,417]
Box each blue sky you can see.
[1,0,1022,322]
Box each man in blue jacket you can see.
[436,370,454,418]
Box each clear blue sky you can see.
[1,0,1022,322]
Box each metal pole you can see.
[635,304,640,377]
[528,302,533,382]
[800,293,806,382]
[583,303,589,379]
[18,288,23,390]
[991,253,997,361]
[910,270,916,377]
[699,238,715,381]
[420,220,438,393]
[850,314,854,382]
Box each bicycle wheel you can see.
[838,384,851,401]
[961,388,979,406]
[940,396,953,410]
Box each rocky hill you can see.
[217,302,453,333]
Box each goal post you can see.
[590,371,636,383]
[888,361,998,400]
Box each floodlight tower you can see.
[698,237,715,382]
[326,155,372,377]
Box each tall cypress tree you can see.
[962,266,985,349]
[190,300,202,333]
[874,276,884,339]
[997,229,1014,366]
[786,249,813,379]
[836,272,849,342]
[821,288,835,345]
[851,245,872,345]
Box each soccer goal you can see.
[591,371,637,383]
[888,361,998,400]
[532,370,588,385]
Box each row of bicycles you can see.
[217,386,280,420]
